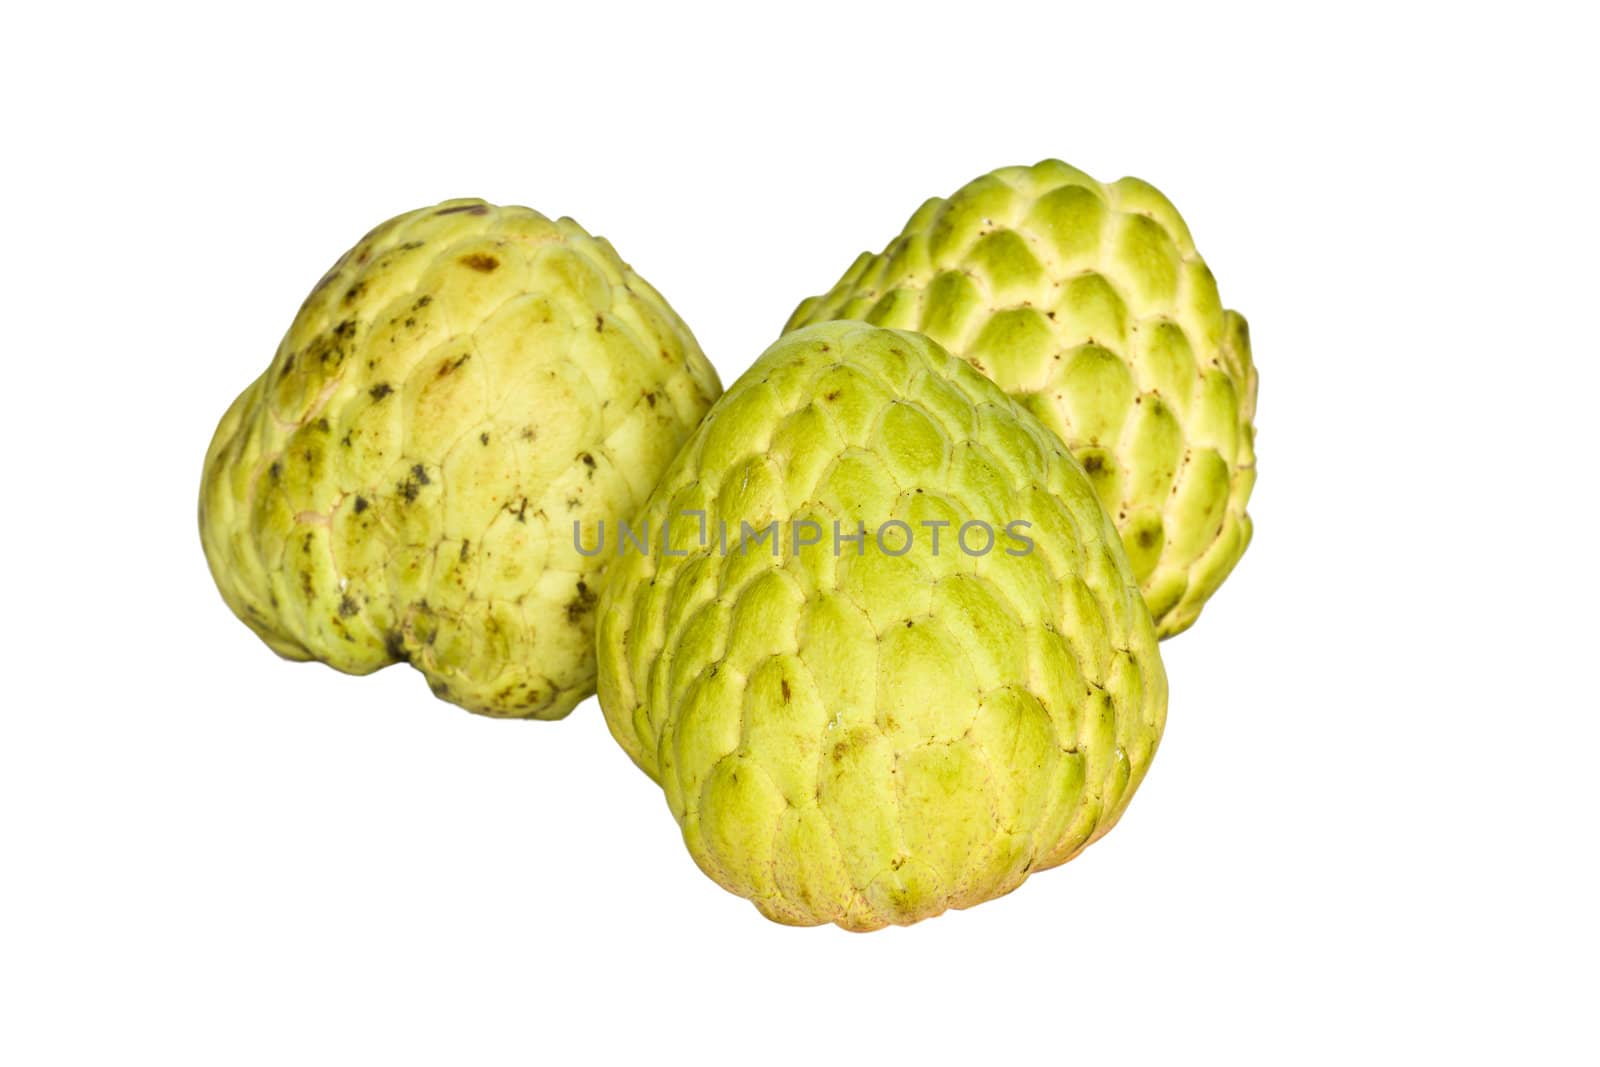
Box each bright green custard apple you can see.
[788,160,1257,637]
[201,199,721,718]
[597,321,1166,929]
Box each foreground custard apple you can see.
[201,199,721,718]
[597,322,1166,930]
[788,160,1257,637]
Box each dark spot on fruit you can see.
[404,316,416,327]
[369,383,393,400]
[780,679,791,702]
[315,417,330,432]
[397,465,430,502]
[521,426,536,441]
[268,460,282,480]
[337,594,359,617]
[281,355,296,375]
[565,580,597,623]
[385,631,409,661]
[460,540,470,562]
[439,353,470,375]
[343,282,365,306]
[825,391,841,401]
[436,203,490,216]
[480,432,490,445]
[415,295,433,308]
[595,314,604,332]
[1137,528,1159,549]
[333,319,356,339]
[354,496,369,513]
[459,252,499,272]
[580,452,596,469]
[644,391,657,407]
[1082,455,1103,473]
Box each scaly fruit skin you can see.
[597,322,1166,930]
[788,160,1257,637]
[201,199,721,718]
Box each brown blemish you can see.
[337,595,359,617]
[458,252,499,272]
[353,496,369,513]
[565,580,597,624]
[397,464,430,502]
[369,383,393,400]
[780,679,791,703]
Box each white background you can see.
[3,2,1595,1063]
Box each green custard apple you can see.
[201,199,721,718]
[597,321,1166,930]
[788,160,1257,637]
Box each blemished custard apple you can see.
[200,199,721,718]
[596,321,1166,930]
[787,160,1257,637]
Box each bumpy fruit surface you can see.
[788,160,1257,637]
[201,199,721,718]
[597,322,1166,930]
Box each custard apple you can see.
[596,321,1166,929]
[788,160,1256,637]
[200,199,721,718]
